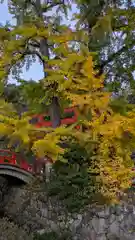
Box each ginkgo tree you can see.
[0,0,135,205]
[0,23,135,203]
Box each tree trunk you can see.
[40,37,61,128]
[49,96,61,128]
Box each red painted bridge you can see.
[0,149,36,184]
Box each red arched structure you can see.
[0,150,34,183]
[0,164,34,184]
[0,150,33,172]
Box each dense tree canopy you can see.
[0,0,135,206]
[76,0,135,93]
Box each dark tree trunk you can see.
[49,96,61,128]
[40,38,61,128]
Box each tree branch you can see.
[19,49,45,65]
[41,1,64,12]
[96,41,135,76]
[28,40,40,48]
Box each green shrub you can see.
[47,138,101,212]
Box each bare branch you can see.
[42,0,65,12]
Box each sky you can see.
[0,1,77,84]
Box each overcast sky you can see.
[0,1,77,84]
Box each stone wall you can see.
[3,182,135,240]
[0,218,33,240]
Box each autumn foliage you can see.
[0,21,135,204]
